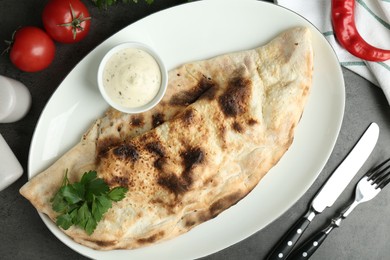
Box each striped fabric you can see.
[275,0,390,105]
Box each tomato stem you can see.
[57,3,91,40]
[2,29,18,55]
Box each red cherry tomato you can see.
[9,26,56,72]
[42,0,91,44]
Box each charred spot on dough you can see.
[247,118,258,125]
[209,192,242,218]
[107,175,130,187]
[137,231,165,245]
[97,137,121,158]
[185,219,196,228]
[199,76,215,91]
[145,141,165,157]
[113,144,139,161]
[152,113,165,128]
[169,77,215,106]
[145,141,167,171]
[218,76,252,117]
[150,197,164,205]
[232,121,243,133]
[179,108,196,125]
[154,157,166,171]
[131,115,144,127]
[157,147,205,195]
[200,211,214,224]
[199,84,218,101]
[184,208,212,228]
[181,147,204,172]
[169,91,196,107]
[158,173,190,195]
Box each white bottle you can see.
[0,134,23,191]
[0,75,31,123]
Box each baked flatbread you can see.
[20,27,313,250]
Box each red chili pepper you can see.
[331,0,390,62]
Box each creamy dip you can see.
[103,48,161,108]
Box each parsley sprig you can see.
[51,170,128,235]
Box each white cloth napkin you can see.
[275,0,390,105]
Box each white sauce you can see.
[103,48,161,108]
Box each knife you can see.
[266,122,379,260]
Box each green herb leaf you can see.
[76,202,92,228]
[51,188,67,213]
[56,213,73,230]
[62,185,83,204]
[80,170,97,185]
[85,217,98,235]
[51,170,128,235]
[108,187,128,201]
[85,178,109,201]
[93,195,112,222]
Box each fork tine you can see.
[366,158,390,178]
[366,158,390,189]
[378,173,390,189]
[371,164,390,183]
[376,166,390,189]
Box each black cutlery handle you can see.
[287,226,332,259]
[267,211,315,260]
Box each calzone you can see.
[20,27,313,250]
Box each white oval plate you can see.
[28,0,345,259]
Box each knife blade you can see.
[266,122,379,260]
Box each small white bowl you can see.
[97,42,168,114]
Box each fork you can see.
[287,158,390,259]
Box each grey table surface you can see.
[1,0,390,259]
